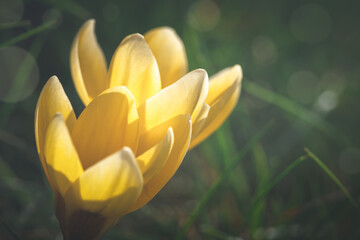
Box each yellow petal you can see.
[190,79,241,149]
[144,27,188,88]
[45,114,83,196]
[206,65,242,105]
[138,69,208,134]
[192,103,210,139]
[136,127,174,185]
[71,86,139,170]
[107,33,161,107]
[35,76,76,186]
[128,114,191,212]
[64,147,143,218]
[70,19,108,105]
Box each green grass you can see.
[304,148,358,208]
[0,20,56,49]
[243,80,352,147]
[175,122,272,240]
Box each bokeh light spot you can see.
[339,148,360,175]
[187,0,220,32]
[0,46,39,103]
[0,0,24,24]
[252,36,278,65]
[290,4,331,43]
[287,70,321,105]
[314,90,338,112]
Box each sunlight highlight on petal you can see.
[64,147,142,217]
[107,33,161,107]
[45,114,83,196]
[70,19,108,105]
[138,69,208,134]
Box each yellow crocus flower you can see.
[70,20,242,150]
[144,27,243,149]
[35,67,207,238]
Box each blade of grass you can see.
[0,20,55,49]
[240,155,307,234]
[216,123,249,200]
[239,105,270,187]
[236,105,270,232]
[250,155,308,210]
[304,148,359,208]
[243,80,351,146]
[0,218,21,240]
[248,143,269,233]
[175,121,272,240]
[0,20,31,30]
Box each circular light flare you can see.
[187,0,221,32]
[252,35,278,66]
[0,46,39,103]
[314,90,338,112]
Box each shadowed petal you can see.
[191,103,210,139]
[190,79,241,149]
[128,114,191,212]
[191,103,210,138]
[144,27,188,88]
[71,86,139,170]
[136,127,174,184]
[207,65,242,105]
[189,65,242,148]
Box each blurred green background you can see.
[1,0,360,239]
